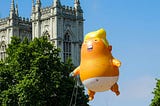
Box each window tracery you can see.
[63,32,71,62]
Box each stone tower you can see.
[0,0,32,60]
[0,0,84,66]
[31,0,84,65]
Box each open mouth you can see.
[87,45,93,51]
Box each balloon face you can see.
[81,38,107,58]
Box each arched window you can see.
[0,43,6,60]
[1,44,6,52]
[42,30,50,40]
[63,32,71,62]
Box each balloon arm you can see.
[112,58,121,67]
[70,66,80,77]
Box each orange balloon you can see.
[70,28,121,100]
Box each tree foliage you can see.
[0,36,89,106]
[150,79,160,106]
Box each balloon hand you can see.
[69,72,74,77]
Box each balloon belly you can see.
[82,76,118,92]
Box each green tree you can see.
[150,79,160,106]
[0,36,89,106]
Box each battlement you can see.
[0,17,9,26]
[41,6,51,15]
[39,5,76,17]
[62,5,76,15]
[61,5,83,19]
[18,16,31,24]
[0,17,9,23]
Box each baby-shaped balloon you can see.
[70,28,121,100]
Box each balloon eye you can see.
[94,39,98,42]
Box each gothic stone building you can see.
[0,0,84,66]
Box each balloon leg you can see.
[88,90,95,101]
[111,83,120,96]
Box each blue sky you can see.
[0,0,160,106]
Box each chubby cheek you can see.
[81,43,87,49]
[93,41,106,50]
[81,44,87,53]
